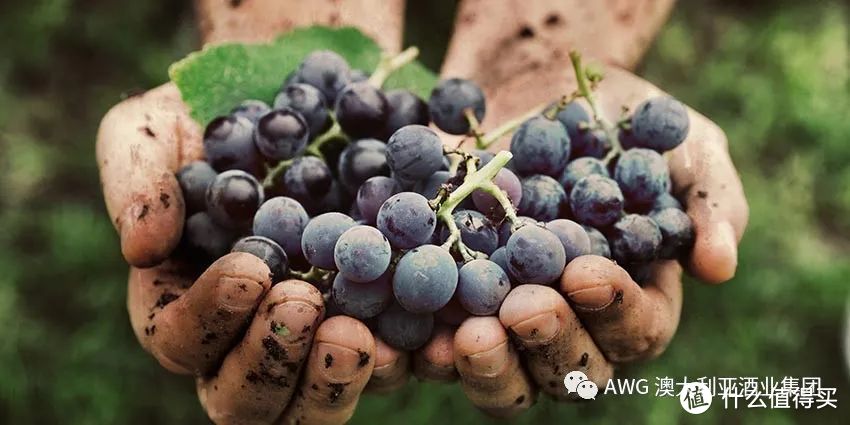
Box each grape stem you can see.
[567,50,623,163]
[288,266,333,290]
[477,102,549,149]
[463,108,485,147]
[368,46,420,87]
[436,150,514,262]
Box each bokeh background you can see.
[1,0,848,423]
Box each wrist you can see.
[440,0,675,84]
[194,0,405,52]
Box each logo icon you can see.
[563,371,599,400]
[679,382,712,414]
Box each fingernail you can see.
[466,341,509,377]
[269,300,322,343]
[218,277,264,310]
[510,312,560,343]
[317,342,363,381]
[567,285,615,310]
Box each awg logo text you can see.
[602,378,653,395]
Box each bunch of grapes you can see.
[175,48,694,351]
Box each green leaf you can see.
[169,26,438,125]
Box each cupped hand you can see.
[431,56,749,416]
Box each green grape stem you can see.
[478,102,549,149]
[436,150,516,262]
[262,118,344,188]
[368,46,420,87]
[568,50,623,163]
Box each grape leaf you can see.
[169,26,438,125]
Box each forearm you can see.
[194,0,405,52]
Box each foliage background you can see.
[0,0,848,423]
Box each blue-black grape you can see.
[206,170,264,230]
[518,174,568,221]
[334,82,389,139]
[393,244,458,313]
[473,149,495,167]
[292,50,351,104]
[203,115,264,176]
[510,115,570,177]
[414,170,451,199]
[650,207,695,259]
[300,212,356,269]
[441,210,499,255]
[489,246,509,273]
[273,83,330,137]
[231,99,271,122]
[349,69,369,83]
[386,125,444,180]
[182,212,236,262]
[356,176,401,224]
[555,101,590,142]
[569,174,624,227]
[334,225,392,283]
[497,216,539,246]
[428,78,486,135]
[331,270,393,319]
[313,181,353,215]
[554,101,611,158]
[558,157,610,196]
[376,303,434,350]
[472,168,522,219]
[254,108,310,162]
[630,96,690,152]
[457,259,510,315]
[232,236,289,283]
[618,127,640,150]
[176,161,217,215]
[505,225,566,285]
[651,192,683,212]
[609,214,662,264]
[280,156,333,209]
[252,196,309,259]
[376,192,436,249]
[583,225,612,259]
[546,219,591,263]
[384,89,429,139]
[338,139,390,192]
[614,148,670,208]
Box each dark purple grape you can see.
[440,210,499,255]
[472,168,522,219]
[428,78,486,135]
[230,99,271,122]
[176,161,217,215]
[609,214,662,264]
[232,236,289,283]
[386,125,444,181]
[630,96,690,152]
[569,175,624,228]
[559,157,610,196]
[254,108,310,162]
[583,225,612,259]
[273,83,330,137]
[182,212,237,262]
[457,259,510,315]
[292,50,351,104]
[650,207,695,259]
[383,89,429,139]
[252,196,309,259]
[518,174,568,221]
[281,156,333,209]
[356,176,401,225]
[505,225,566,285]
[510,116,570,177]
[338,139,390,192]
[331,270,393,319]
[335,82,389,139]
[203,115,264,176]
[614,148,670,209]
[546,219,591,263]
[206,170,264,230]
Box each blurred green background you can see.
[1,0,848,423]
